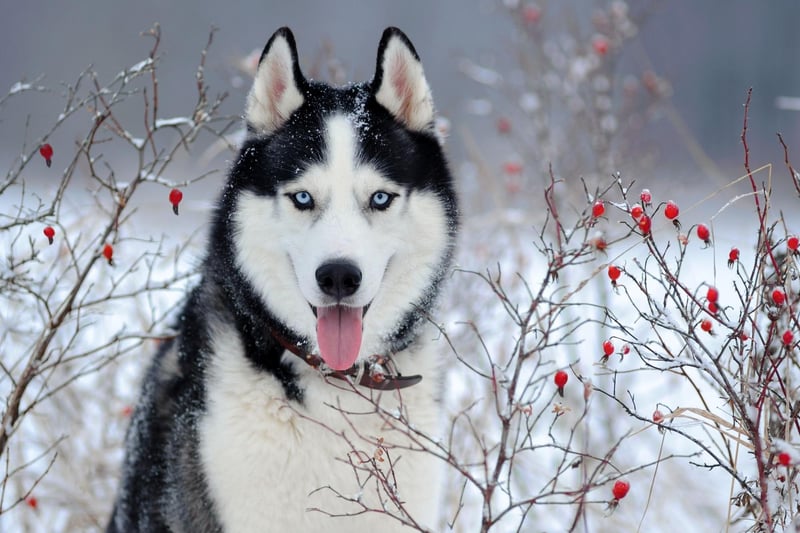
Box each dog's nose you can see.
[315,261,362,299]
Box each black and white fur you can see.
[107,27,457,532]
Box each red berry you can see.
[592,200,605,218]
[608,265,621,282]
[169,188,183,216]
[43,225,55,245]
[630,204,644,220]
[496,117,512,134]
[653,409,664,423]
[637,214,652,235]
[25,495,37,509]
[522,4,542,24]
[554,370,568,397]
[728,247,739,268]
[39,143,53,167]
[603,340,614,356]
[706,286,719,303]
[103,243,114,265]
[612,479,630,500]
[783,330,794,346]
[707,302,718,314]
[696,223,711,244]
[592,35,609,56]
[773,289,786,306]
[788,236,799,252]
[700,319,713,333]
[664,200,679,220]
[503,161,523,175]
[622,344,630,355]
[640,189,652,205]
[779,452,792,466]
[591,235,608,252]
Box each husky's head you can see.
[221,27,456,372]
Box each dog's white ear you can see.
[246,27,305,134]
[372,28,435,132]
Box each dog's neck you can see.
[269,328,422,390]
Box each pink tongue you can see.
[316,305,363,371]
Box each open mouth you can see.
[309,303,370,371]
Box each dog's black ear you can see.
[371,28,435,132]
[246,27,306,134]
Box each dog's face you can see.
[229,28,456,371]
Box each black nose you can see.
[315,261,362,299]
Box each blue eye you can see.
[288,191,314,210]
[370,191,395,210]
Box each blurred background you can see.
[2,0,799,192]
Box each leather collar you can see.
[270,329,422,390]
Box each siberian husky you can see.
[107,26,458,532]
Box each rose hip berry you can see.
[707,286,719,303]
[496,117,512,134]
[601,340,614,363]
[788,236,799,253]
[522,4,542,24]
[612,479,630,500]
[779,452,792,466]
[640,189,652,205]
[664,200,680,228]
[630,204,644,220]
[39,143,53,167]
[773,289,786,306]
[43,226,55,245]
[592,200,605,218]
[728,247,739,268]
[700,318,713,333]
[554,370,568,397]
[103,243,114,266]
[603,340,614,356]
[697,224,711,246]
[653,409,664,423]
[592,35,609,56]
[25,495,37,509]
[608,265,621,286]
[169,188,183,216]
[638,214,652,235]
[503,161,523,175]
[664,200,679,219]
[591,235,608,252]
[783,330,794,346]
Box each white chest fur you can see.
[199,326,443,532]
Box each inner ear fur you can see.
[372,27,435,132]
[245,27,306,134]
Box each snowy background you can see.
[2,1,800,531]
